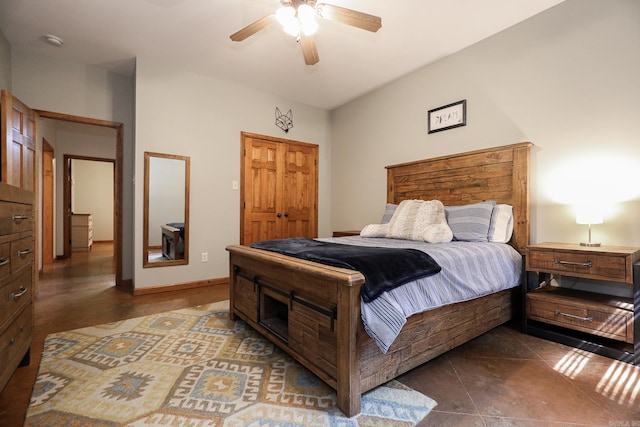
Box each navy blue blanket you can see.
[250,238,441,302]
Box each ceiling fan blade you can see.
[230,14,277,41]
[299,35,319,65]
[316,3,381,32]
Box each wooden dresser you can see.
[0,182,34,392]
[71,213,93,252]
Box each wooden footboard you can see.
[227,244,365,415]
[227,244,518,416]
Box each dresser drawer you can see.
[0,242,10,280]
[527,247,631,283]
[11,237,33,272]
[0,303,33,391]
[0,266,33,328]
[0,202,32,235]
[526,287,633,344]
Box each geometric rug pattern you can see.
[25,301,436,426]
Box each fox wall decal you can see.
[275,107,293,133]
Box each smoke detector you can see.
[43,34,64,47]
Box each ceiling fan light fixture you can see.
[298,4,318,36]
[276,6,299,36]
[230,1,381,65]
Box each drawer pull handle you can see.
[10,338,15,345]
[0,258,8,266]
[554,310,593,322]
[12,287,28,300]
[18,249,32,256]
[554,259,592,268]
[12,214,29,221]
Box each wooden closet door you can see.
[1,91,37,191]
[282,142,317,239]
[242,136,284,245]
[240,132,318,245]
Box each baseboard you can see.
[117,279,134,292]
[133,277,228,296]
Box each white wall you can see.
[11,51,135,279]
[134,58,332,289]
[331,0,640,248]
[0,30,10,91]
[72,159,114,242]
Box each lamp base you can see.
[580,242,601,247]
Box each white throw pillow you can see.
[423,223,454,244]
[360,223,389,238]
[386,199,452,243]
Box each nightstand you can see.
[524,242,640,364]
[332,230,361,237]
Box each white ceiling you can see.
[0,0,564,110]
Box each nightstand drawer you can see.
[527,243,640,284]
[526,287,633,344]
[528,249,627,281]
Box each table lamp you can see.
[576,205,603,247]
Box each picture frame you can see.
[428,99,466,134]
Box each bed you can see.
[226,142,532,416]
[161,222,184,260]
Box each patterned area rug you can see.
[25,301,436,426]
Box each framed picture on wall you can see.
[428,99,466,134]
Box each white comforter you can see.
[318,236,522,353]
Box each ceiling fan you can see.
[230,0,382,65]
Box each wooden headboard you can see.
[386,142,532,254]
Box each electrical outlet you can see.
[201,252,208,263]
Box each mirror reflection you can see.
[143,152,190,267]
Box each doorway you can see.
[64,156,115,257]
[36,111,125,287]
[42,138,54,266]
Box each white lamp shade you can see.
[576,205,604,225]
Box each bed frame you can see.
[226,142,532,416]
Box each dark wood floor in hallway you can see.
[0,242,227,426]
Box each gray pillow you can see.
[445,201,496,242]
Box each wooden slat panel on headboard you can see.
[386,142,532,253]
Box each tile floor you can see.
[0,242,638,426]
[400,323,640,426]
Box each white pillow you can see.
[387,199,452,243]
[488,204,514,243]
[360,223,389,238]
[423,223,454,244]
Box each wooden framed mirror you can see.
[143,151,190,267]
